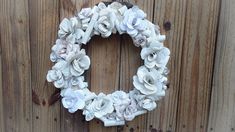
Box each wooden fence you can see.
[0,0,234,132]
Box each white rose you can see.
[123,100,138,121]
[61,88,85,113]
[139,98,156,111]
[111,91,130,120]
[94,8,116,38]
[46,69,65,88]
[70,76,88,89]
[141,42,170,69]
[58,17,84,44]
[86,93,114,119]
[120,6,147,37]
[78,8,93,30]
[107,2,127,34]
[66,49,90,76]
[50,39,81,61]
[133,34,147,47]
[133,66,165,95]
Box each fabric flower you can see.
[133,66,164,95]
[61,88,85,113]
[58,17,84,44]
[120,6,147,37]
[85,93,114,119]
[94,8,116,38]
[141,42,170,69]
[66,49,90,76]
[46,69,65,88]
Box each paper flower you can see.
[133,66,163,95]
[120,6,147,37]
[123,99,138,121]
[58,17,84,44]
[46,69,65,88]
[111,91,131,120]
[78,8,93,30]
[85,93,114,119]
[70,76,88,89]
[94,8,116,37]
[132,34,147,47]
[141,42,170,69]
[139,98,156,111]
[61,88,86,113]
[66,49,90,76]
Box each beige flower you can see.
[133,66,164,95]
[66,49,90,76]
[85,93,114,119]
[94,8,116,38]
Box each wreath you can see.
[46,2,170,127]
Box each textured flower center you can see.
[132,17,137,26]
[148,52,158,61]
[65,97,76,107]
[143,75,155,85]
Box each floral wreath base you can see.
[47,2,170,127]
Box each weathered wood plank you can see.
[146,0,187,131]
[28,0,61,132]
[207,0,235,131]
[119,0,154,132]
[0,42,3,132]
[0,0,32,131]
[176,0,220,131]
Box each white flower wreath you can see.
[47,2,170,127]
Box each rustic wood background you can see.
[0,0,234,131]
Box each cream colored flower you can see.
[70,76,88,89]
[58,17,84,44]
[78,8,93,30]
[61,88,85,113]
[141,42,170,69]
[66,49,90,76]
[111,91,131,120]
[94,8,116,38]
[139,98,156,111]
[133,34,147,47]
[120,6,147,37]
[133,66,164,95]
[85,93,114,119]
[46,69,65,88]
[123,100,138,121]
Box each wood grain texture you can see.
[207,0,235,131]
[176,0,220,131]
[0,0,226,132]
[0,42,3,132]
[28,0,61,132]
[146,0,187,131]
[0,0,32,132]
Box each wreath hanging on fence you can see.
[46,2,170,127]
